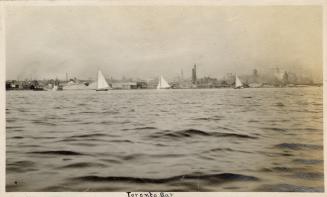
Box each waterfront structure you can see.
[111,82,137,89]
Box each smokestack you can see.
[192,64,197,85]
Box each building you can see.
[136,81,147,89]
[192,64,197,85]
[111,82,137,89]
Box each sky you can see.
[5,6,322,81]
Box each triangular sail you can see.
[157,76,170,89]
[235,74,243,88]
[97,70,109,90]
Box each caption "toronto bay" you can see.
[127,192,173,197]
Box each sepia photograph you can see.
[2,0,325,193]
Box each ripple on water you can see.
[148,129,258,140]
[256,184,324,192]
[58,162,107,169]
[7,160,37,173]
[70,173,259,184]
[6,88,323,192]
[291,172,324,180]
[274,143,323,150]
[292,159,323,165]
[28,150,85,156]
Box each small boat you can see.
[157,75,171,89]
[33,87,46,91]
[96,70,110,91]
[52,79,63,91]
[52,85,63,91]
[234,74,244,89]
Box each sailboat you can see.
[157,76,171,89]
[235,74,244,89]
[96,70,110,91]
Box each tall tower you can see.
[192,64,197,85]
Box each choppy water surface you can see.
[6,87,323,192]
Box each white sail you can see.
[97,70,110,90]
[157,76,170,89]
[235,74,243,88]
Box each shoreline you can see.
[5,84,323,91]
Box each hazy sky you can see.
[5,6,322,81]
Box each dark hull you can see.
[96,89,108,91]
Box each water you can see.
[6,87,324,192]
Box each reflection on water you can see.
[6,87,323,191]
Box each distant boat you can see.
[52,79,63,91]
[96,70,110,91]
[52,85,63,91]
[157,76,171,89]
[235,74,244,89]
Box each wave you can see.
[31,120,56,126]
[7,160,37,173]
[57,138,79,142]
[291,128,321,132]
[274,143,322,150]
[193,116,223,121]
[292,159,323,165]
[263,127,287,132]
[28,150,85,155]
[30,136,58,140]
[135,127,158,130]
[215,132,258,139]
[117,153,184,160]
[59,162,107,169]
[292,172,323,180]
[11,136,24,139]
[260,166,300,173]
[71,133,107,138]
[257,151,294,157]
[99,120,130,125]
[148,129,257,139]
[123,127,158,131]
[80,111,97,114]
[71,173,259,184]
[109,139,134,143]
[69,142,98,147]
[119,154,148,161]
[7,160,35,167]
[6,126,24,129]
[100,159,122,164]
[204,147,252,154]
[274,102,285,107]
[102,111,119,114]
[256,184,324,192]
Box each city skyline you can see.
[5,6,322,82]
